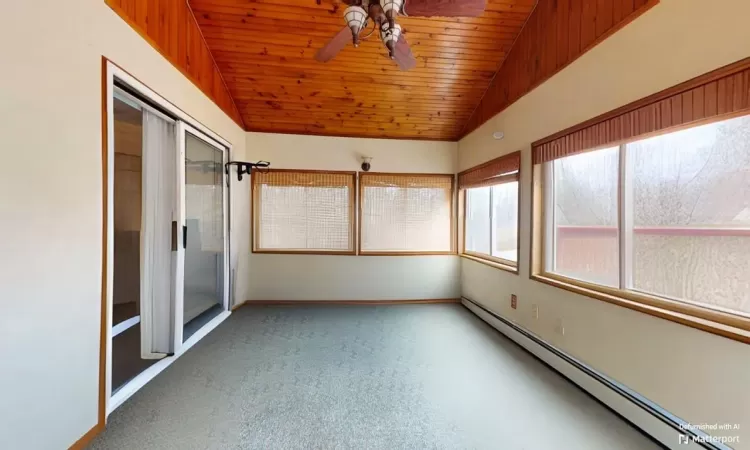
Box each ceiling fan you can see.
[315,0,487,71]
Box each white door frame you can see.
[104,60,234,418]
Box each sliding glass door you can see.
[108,81,230,410]
[175,123,229,344]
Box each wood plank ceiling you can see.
[190,0,536,140]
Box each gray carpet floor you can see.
[90,304,660,449]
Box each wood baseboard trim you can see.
[231,300,247,311]
[69,422,103,450]
[234,299,460,308]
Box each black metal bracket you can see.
[224,160,270,181]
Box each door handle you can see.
[171,221,178,251]
[183,225,188,249]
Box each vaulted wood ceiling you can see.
[106,0,659,141]
[189,0,536,140]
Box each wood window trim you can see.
[529,107,750,344]
[251,169,357,255]
[530,272,750,345]
[459,152,522,271]
[358,172,457,256]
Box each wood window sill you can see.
[359,251,458,256]
[530,273,750,345]
[252,250,356,256]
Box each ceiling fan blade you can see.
[402,0,486,17]
[315,26,352,62]
[393,35,417,71]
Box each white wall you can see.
[459,0,750,445]
[0,1,248,448]
[245,132,460,301]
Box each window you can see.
[534,113,750,340]
[551,147,619,286]
[360,173,454,254]
[628,116,750,316]
[530,60,750,342]
[460,152,521,270]
[252,170,355,253]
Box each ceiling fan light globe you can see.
[380,22,402,44]
[344,6,367,37]
[380,0,404,15]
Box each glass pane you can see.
[260,185,351,250]
[553,147,619,286]
[465,186,490,254]
[112,96,143,326]
[491,182,518,262]
[362,184,452,252]
[184,133,225,332]
[629,114,750,315]
[112,96,157,391]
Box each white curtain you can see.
[140,110,176,358]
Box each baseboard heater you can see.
[461,297,727,450]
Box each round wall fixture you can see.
[493,131,505,140]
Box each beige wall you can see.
[459,0,750,445]
[0,1,248,448]
[245,132,461,301]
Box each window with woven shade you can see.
[252,170,355,253]
[360,173,455,254]
[459,152,521,271]
[530,58,750,344]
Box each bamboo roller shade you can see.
[458,151,521,190]
[359,173,454,190]
[253,170,355,188]
[533,58,750,165]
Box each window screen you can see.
[253,170,355,253]
[360,173,454,253]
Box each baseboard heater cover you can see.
[461,297,726,450]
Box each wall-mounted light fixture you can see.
[361,156,373,172]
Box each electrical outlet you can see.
[555,319,565,336]
[532,304,539,319]
[511,294,517,309]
